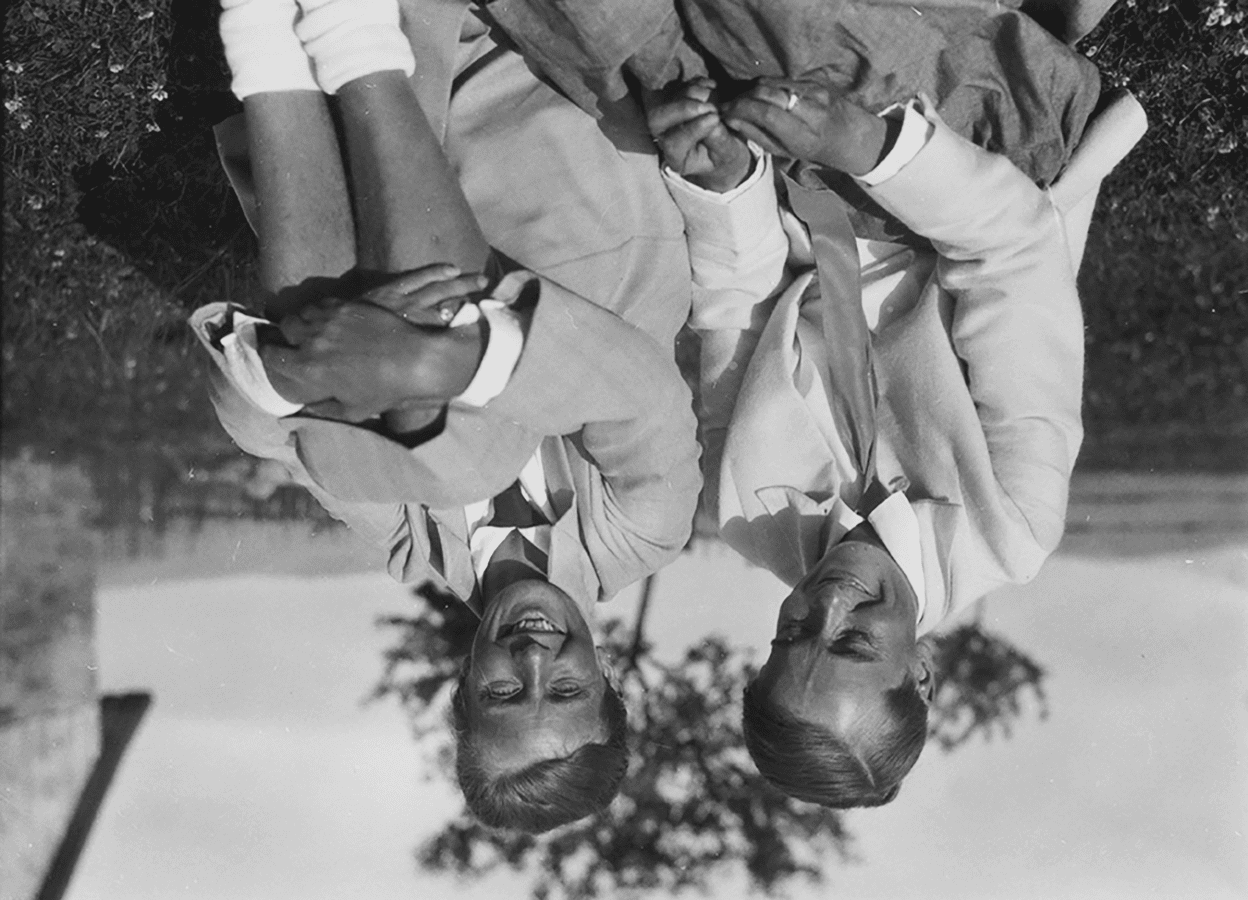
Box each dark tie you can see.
[487,480,550,572]
[780,165,880,489]
[489,479,548,528]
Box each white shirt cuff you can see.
[213,270,534,417]
[856,101,935,187]
[448,270,532,408]
[663,146,791,331]
[661,140,770,202]
[219,312,305,417]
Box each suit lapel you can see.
[548,502,601,613]
[426,506,482,617]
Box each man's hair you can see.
[449,671,629,833]
[741,675,928,808]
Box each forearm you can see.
[244,91,357,319]
[336,71,491,275]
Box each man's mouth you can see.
[498,614,565,638]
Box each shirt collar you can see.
[826,491,927,625]
[464,450,555,583]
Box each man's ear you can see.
[597,647,622,694]
[912,636,936,706]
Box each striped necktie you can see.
[780,164,882,497]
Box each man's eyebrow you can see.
[817,570,877,596]
[829,631,882,661]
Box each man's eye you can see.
[831,630,875,655]
[484,682,521,699]
[772,621,809,645]
[549,681,583,698]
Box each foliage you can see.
[928,622,1048,752]
[1,0,1244,548]
[1075,0,1248,468]
[2,0,266,545]
[374,582,1051,900]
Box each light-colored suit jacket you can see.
[693,97,1144,632]
[197,0,702,612]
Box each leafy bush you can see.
[2,0,1245,547]
[1076,0,1248,468]
[373,584,1050,900]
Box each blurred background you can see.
[2,0,1246,897]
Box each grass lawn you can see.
[2,0,1246,542]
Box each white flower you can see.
[4,97,23,113]
[109,63,125,74]
[146,122,161,132]
[137,9,155,19]
[150,87,168,101]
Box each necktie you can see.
[488,480,550,571]
[489,479,548,528]
[780,165,881,491]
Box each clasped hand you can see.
[647,77,889,187]
[261,264,488,423]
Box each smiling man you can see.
[452,570,627,832]
[643,71,1109,806]
[743,521,934,806]
[199,0,701,834]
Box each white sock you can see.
[294,0,415,95]
[219,0,319,99]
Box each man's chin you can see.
[488,579,584,636]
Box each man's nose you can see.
[816,586,865,640]
[509,635,563,683]
[507,632,565,659]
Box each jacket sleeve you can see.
[865,113,1083,560]
[659,154,791,517]
[188,304,430,581]
[484,281,705,598]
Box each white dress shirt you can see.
[463,450,555,582]
[662,101,936,618]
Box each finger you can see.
[303,398,380,423]
[363,263,463,304]
[754,77,830,101]
[297,303,334,329]
[259,344,325,405]
[278,313,318,347]
[701,118,748,158]
[746,82,799,112]
[722,117,789,158]
[661,113,725,167]
[648,98,718,137]
[723,98,806,148]
[681,77,716,104]
[390,273,490,316]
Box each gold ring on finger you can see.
[785,90,800,112]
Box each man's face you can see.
[464,580,607,774]
[753,525,926,737]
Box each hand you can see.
[721,79,888,176]
[645,78,753,193]
[262,298,484,423]
[281,264,489,338]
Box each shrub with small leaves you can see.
[375,585,1051,900]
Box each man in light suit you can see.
[197,0,701,832]
[648,74,1141,806]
